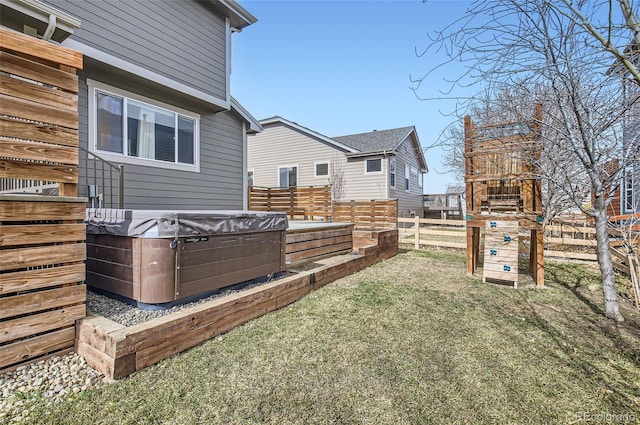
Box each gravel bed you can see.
[87,272,293,327]
[0,354,107,424]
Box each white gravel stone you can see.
[0,353,104,423]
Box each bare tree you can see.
[415,0,640,321]
[329,156,346,201]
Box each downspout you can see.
[242,122,248,210]
[383,150,391,199]
[42,14,56,41]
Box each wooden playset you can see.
[464,104,544,287]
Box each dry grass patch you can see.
[26,249,640,424]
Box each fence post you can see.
[414,215,420,250]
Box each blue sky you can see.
[231,0,472,193]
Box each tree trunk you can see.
[593,194,625,322]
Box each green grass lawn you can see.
[28,249,640,424]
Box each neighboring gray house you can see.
[1,0,261,209]
[248,116,428,217]
[622,65,639,215]
[609,43,640,215]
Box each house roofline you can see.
[345,150,395,159]
[259,116,359,153]
[344,149,427,173]
[231,97,262,134]
[209,0,257,30]
[344,127,428,172]
[407,128,429,172]
[392,127,417,151]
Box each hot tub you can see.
[85,209,287,307]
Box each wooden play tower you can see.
[464,104,545,287]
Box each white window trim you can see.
[622,166,635,214]
[277,164,298,187]
[364,158,383,175]
[410,166,421,189]
[405,165,410,192]
[87,79,200,173]
[389,157,396,189]
[314,161,329,178]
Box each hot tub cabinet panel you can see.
[177,232,286,301]
[85,210,287,306]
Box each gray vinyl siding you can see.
[77,73,245,210]
[248,123,347,188]
[390,136,424,217]
[47,0,227,100]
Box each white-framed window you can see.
[278,165,298,187]
[405,165,410,192]
[88,80,200,172]
[314,161,329,178]
[418,170,423,188]
[623,166,635,213]
[410,167,422,187]
[365,158,383,174]
[389,157,396,188]
[248,169,254,187]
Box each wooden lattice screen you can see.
[0,28,86,372]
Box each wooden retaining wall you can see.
[0,28,85,373]
[332,199,398,230]
[77,229,398,380]
[286,223,354,266]
[248,185,332,220]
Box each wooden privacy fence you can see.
[248,186,399,230]
[0,28,86,373]
[248,185,331,220]
[332,199,398,230]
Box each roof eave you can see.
[209,0,257,30]
[259,116,359,153]
[392,127,416,151]
[409,129,429,171]
[1,0,81,34]
[231,97,262,133]
[345,150,395,158]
